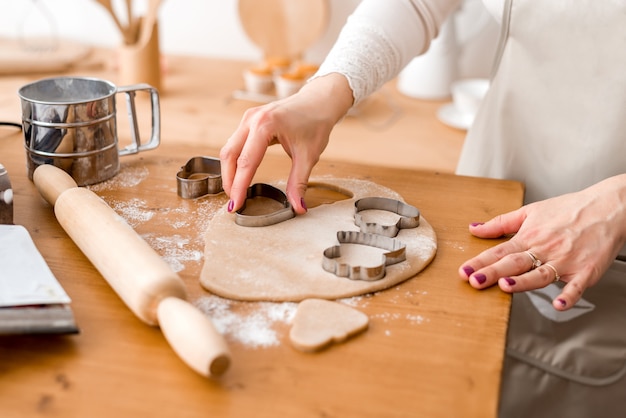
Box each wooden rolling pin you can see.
[33,164,230,377]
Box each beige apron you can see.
[456,0,626,416]
[457,0,626,204]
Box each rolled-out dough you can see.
[200,178,437,301]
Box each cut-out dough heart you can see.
[289,298,369,352]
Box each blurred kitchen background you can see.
[0,0,499,81]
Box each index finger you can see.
[458,239,526,283]
[225,127,275,212]
[220,124,249,197]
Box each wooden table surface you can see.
[0,51,523,418]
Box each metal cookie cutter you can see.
[322,231,406,281]
[354,197,420,237]
[235,183,295,227]
[176,156,223,199]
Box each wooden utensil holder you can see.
[118,21,161,91]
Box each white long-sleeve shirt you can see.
[315,0,503,105]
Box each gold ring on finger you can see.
[544,262,560,282]
[525,251,542,270]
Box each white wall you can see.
[0,0,360,63]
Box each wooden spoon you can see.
[125,0,140,44]
[135,0,162,47]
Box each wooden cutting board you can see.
[237,0,329,60]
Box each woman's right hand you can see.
[220,73,354,214]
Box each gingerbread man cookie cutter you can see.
[322,230,407,281]
[354,197,420,237]
[235,183,295,227]
[323,197,420,281]
[176,156,223,199]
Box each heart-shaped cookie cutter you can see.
[235,183,295,227]
[322,230,406,281]
[176,156,223,199]
[354,197,420,237]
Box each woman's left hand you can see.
[458,175,626,311]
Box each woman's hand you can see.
[459,174,626,310]
[220,73,354,215]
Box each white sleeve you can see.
[313,0,462,105]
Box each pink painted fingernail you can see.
[474,273,487,285]
[557,298,567,307]
[300,197,307,211]
[227,200,234,212]
[504,277,516,286]
[470,222,484,227]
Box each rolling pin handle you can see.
[33,164,78,206]
[157,297,231,377]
